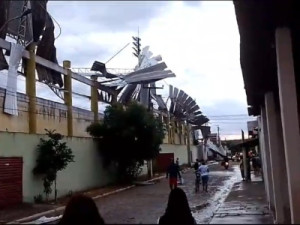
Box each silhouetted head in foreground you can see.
[58,194,105,225]
[159,188,195,225]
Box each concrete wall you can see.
[0,131,191,203]
[160,144,189,165]
[0,132,116,203]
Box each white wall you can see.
[160,144,189,165]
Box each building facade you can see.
[234,1,300,223]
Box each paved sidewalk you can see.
[210,174,273,224]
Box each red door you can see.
[156,153,174,172]
[0,157,23,208]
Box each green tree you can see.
[86,102,165,182]
[33,129,74,202]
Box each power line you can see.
[36,1,62,40]
[207,114,251,118]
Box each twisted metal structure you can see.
[0,0,63,88]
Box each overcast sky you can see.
[1,1,256,139]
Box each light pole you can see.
[217,125,220,146]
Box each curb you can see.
[92,185,135,200]
[8,175,168,224]
[8,185,136,224]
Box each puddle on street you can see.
[192,166,240,224]
[209,171,235,176]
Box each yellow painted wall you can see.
[0,88,183,142]
[0,88,100,137]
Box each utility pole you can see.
[90,75,98,122]
[217,125,220,146]
[186,122,192,166]
[242,130,248,181]
[64,60,73,137]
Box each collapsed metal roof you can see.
[168,84,209,127]
[87,46,176,105]
[0,0,63,87]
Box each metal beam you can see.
[127,62,167,76]
[0,38,94,86]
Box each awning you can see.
[233,0,299,116]
[232,138,259,149]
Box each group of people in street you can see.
[58,157,204,225]
[165,158,210,192]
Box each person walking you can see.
[166,158,181,190]
[193,159,199,171]
[194,159,201,192]
[256,155,262,175]
[158,188,196,224]
[176,158,179,166]
[252,155,258,175]
[240,158,245,181]
[198,161,209,192]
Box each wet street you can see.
[95,163,240,224]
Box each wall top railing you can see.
[0,38,95,87]
[0,86,103,119]
[71,67,134,76]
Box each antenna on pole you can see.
[132,27,141,64]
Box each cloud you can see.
[48,1,171,33]
[182,1,202,7]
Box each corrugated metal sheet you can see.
[0,157,23,208]
[174,90,185,114]
[155,95,167,111]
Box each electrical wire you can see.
[36,1,62,40]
